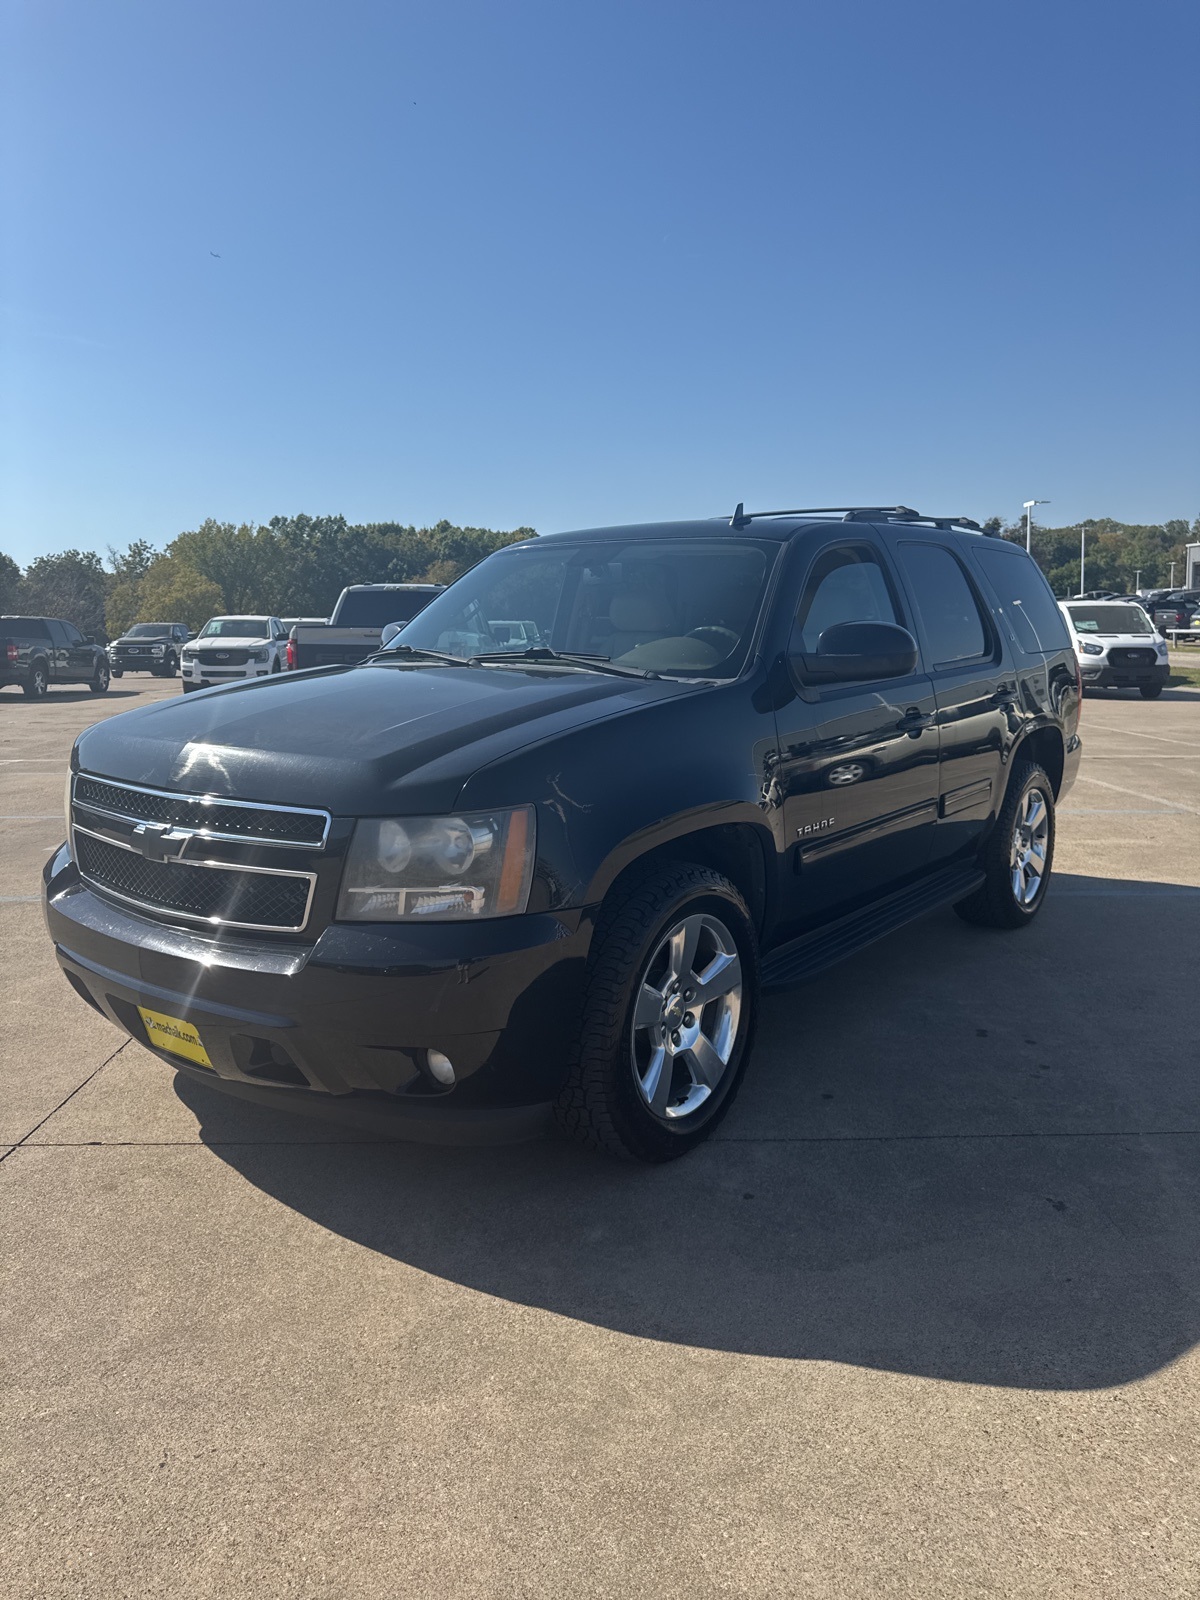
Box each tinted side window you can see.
[46,620,69,646]
[973,545,1071,653]
[896,543,988,666]
[62,623,84,645]
[793,545,901,655]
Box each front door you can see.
[772,539,941,930]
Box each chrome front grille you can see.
[74,829,314,931]
[73,775,328,845]
[71,773,327,932]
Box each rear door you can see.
[44,620,74,680]
[887,538,1011,864]
[771,536,940,927]
[59,621,93,680]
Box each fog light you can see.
[426,1049,455,1086]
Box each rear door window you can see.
[895,543,990,666]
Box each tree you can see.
[0,550,23,612]
[20,549,110,640]
[105,580,144,638]
[167,520,286,613]
[138,560,224,632]
[107,539,158,584]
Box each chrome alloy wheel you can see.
[1011,786,1050,906]
[631,912,743,1121]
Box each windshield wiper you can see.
[467,646,658,680]
[365,644,470,666]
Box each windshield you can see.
[126,623,172,638]
[199,618,270,639]
[1066,604,1153,636]
[337,590,438,627]
[385,538,776,677]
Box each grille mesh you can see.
[197,648,250,666]
[74,776,326,844]
[1107,648,1156,667]
[75,831,311,929]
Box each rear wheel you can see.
[89,661,110,694]
[22,661,48,699]
[954,762,1055,930]
[555,864,759,1161]
[1140,683,1163,699]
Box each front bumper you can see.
[1080,658,1169,689]
[43,845,590,1142]
[182,661,273,685]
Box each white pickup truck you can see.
[287,584,445,671]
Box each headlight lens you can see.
[337,807,536,921]
[151,644,166,654]
[1080,641,1104,656]
[249,647,268,662]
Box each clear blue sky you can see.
[2,0,1197,568]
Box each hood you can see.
[115,633,171,645]
[74,660,698,814]
[189,635,270,650]
[1075,631,1163,648]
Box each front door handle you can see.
[898,707,934,733]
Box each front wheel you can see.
[954,761,1056,930]
[1140,683,1163,699]
[555,864,759,1161]
[110,665,123,678]
[89,662,110,694]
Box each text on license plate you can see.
[137,1006,214,1068]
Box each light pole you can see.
[1169,561,1177,587]
[1079,522,1092,596]
[1135,569,1142,592]
[1023,499,1050,553]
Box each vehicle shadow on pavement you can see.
[177,871,1200,1392]
[1,688,147,705]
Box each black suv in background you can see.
[1,616,111,697]
[45,507,1081,1161]
[108,622,190,677]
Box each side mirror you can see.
[791,621,919,686]
[380,622,403,647]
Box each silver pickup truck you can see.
[287,584,445,671]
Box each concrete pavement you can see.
[3,676,1199,1597]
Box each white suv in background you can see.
[1058,599,1170,699]
[181,616,289,693]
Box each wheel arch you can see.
[587,816,776,938]
[1008,722,1065,798]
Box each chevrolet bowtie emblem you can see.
[131,822,190,863]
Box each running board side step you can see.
[761,863,985,989]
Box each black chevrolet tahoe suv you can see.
[2,616,111,697]
[43,507,1082,1162]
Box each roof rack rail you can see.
[729,503,986,535]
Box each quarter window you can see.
[793,545,901,655]
[974,545,1071,652]
[897,543,989,665]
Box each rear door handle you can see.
[898,707,934,732]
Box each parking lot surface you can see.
[3,676,1199,1598]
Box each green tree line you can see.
[983,515,1198,596]
[0,516,536,640]
[2,511,1195,642]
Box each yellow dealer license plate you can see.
[137,1006,213,1069]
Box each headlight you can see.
[1080,641,1104,656]
[182,648,197,658]
[248,647,269,662]
[337,807,536,921]
[151,644,166,654]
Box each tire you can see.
[110,665,123,678]
[89,661,110,694]
[22,661,48,699]
[555,863,759,1161]
[270,658,282,674]
[1140,684,1163,699]
[165,652,178,676]
[954,761,1056,930]
[182,680,198,693]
